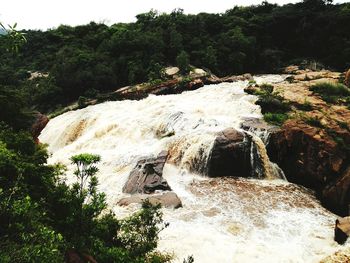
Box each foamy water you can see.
[39,75,348,262]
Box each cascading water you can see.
[40,75,348,262]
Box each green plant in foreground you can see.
[0,22,27,53]
[70,153,101,194]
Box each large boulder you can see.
[31,112,49,144]
[267,119,350,214]
[335,216,350,244]
[118,192,182,209]
[122,151,171,194]
[207,128,253,177]
[164,67,180,78]
[323,166,350,215]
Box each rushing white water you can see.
[40,75,348,262]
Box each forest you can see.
[1,0,350,112]
[0,0,350,262]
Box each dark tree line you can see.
[0,0,350,111]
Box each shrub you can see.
[297,99,313,111]
[78,96,88,108]
[176,51,190,74]
[304,116,324,128]
[260,83,274,94]
[263,112,289,126]
[310,82,350,103]
[257,93,291,114]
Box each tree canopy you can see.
[0,1,349,113]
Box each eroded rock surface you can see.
[123,151,171,194]
[207,128,252,177]
[263,68,350,215]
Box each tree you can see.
[70,153,101,196]
[176,50,190,74]
[0,22,26,53]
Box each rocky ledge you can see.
[119,151,182,209]
[254,66,350,216]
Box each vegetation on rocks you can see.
[310,82,350,104]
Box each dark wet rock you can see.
[122,151,171,194]
[31,112,49,144]
[207,128,252,177]
[118,192,182,209]
[334,217,350,244]
[323,166,350,215]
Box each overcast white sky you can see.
[1,0,348,30]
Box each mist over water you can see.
[40,75,348,262]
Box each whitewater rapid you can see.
[40,75,348,262]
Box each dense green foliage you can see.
[0,24,170,263]
[0,0,349,112]
[0,124,170,262]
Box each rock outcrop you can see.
[207,128,252,177]
[121,151,182,209]
[345,68,350,87]
[267,119,350,214]
[122,151,171,194]
[118,192,182,209]
[334,216,350,244]
[30,112,49,144]
[164,66,180,78]
[253,66,350,215]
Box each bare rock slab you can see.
[118,192,182,209]
[122,151,171,194]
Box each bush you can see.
[78,96,88,108]
[310,82,350,103]
[297,99,313,111]
[263,112,289,126]
[304,116,324,128]
[176,51,190,74]
[257,93,291,114]
[260,83,274,94]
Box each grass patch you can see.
[263,112,289,126]
[337,120,350,131]
[326,128,350,157]
[310,82,350,103]
[304,116,324,128]
[248,79,257,85]
[297,99,313,111]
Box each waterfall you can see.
[39,75,345,263]
[246,129,286,180]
